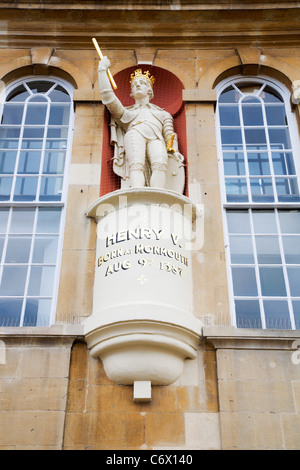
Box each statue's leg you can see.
[147,139,168,188]
[124,130,146,188]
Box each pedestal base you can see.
[84,188,203,393]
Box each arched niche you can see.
[99,64,188,196]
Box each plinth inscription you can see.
[97,227,189,278]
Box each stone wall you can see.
[63,341,220,450]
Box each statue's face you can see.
[131,78,151,99]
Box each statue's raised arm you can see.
[98,56,185,192]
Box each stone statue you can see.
[98,56,185,192]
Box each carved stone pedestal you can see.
[84,188,202,400]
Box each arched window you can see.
[216,77,300,329]
[0,78,74,326]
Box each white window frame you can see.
[215,75,300,329]
[0,76,74,327]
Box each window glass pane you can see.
[0,139,19,149]
[27,266,55,296]
[248,152,270,175]
[43,151,65,174]
[219,86,237,103]
[18,151,41,174]
[0,151,17,174]
[272,152,295,175]
[23,127,45,139]
[255,236,281,264]
[0,177,12,200]
[23,298,51,327]
[282,236,300,263]
[6,85,29,102]
[242,104,263,126]
[39,176,63,201]
[250,178,274,202]
[0,266,27,295]
[48,85,71,102]
[28,81,53,94]
[264,300,291,329]
[46,138,67,149]
[49,105,70,126]
[21,139,43,150]
[230,235,254,264]
[221,129,243,147]
[238,83,262,95]
[29,95,48,103]
[232,267,258,296]
[219,105,240,126]
[278,210,300,233]
[292,301,300,329]
[47,128,69,140]
[0,127,20,139]
[13,176,38,201]
[269,128,291,149]
[223,152,245,175]
[36,208,61,233]
[0,299,23,326]
[287,267,300,296]
[276,178,300,202]
[32,236,58,263]
[0,208,9,232]
[259,267,286,296]
[235,299,262,328]
[265,104,287,125]
[244,129,267,147]
[227,210,251,233]
[5,237,32,263]
[225,178,248,202]
[25,104,47,125]
[10,208,35,233]
[263,86,283,103]
[1,104,24,125]
[252,211,277,233]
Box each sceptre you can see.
[92,37,117,90]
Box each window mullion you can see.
[9,99,28,203]
[0,207,12,295]
[261,99,278,203]
[275,208,296,329]
[35,97,50,203]
[239,98,252,204]
[249,208,266,329]
[18,206,39,327]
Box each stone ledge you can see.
[203,325,300,350]
[0,324,84,339]
[1,323,300,352]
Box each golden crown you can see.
[130,69,155,87]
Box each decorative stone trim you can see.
[203,325,300,350]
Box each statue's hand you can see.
[169,151,184,164]
[98,56,111,72]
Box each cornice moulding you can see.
[203,325,300,350]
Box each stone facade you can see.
[1,0,300,450]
